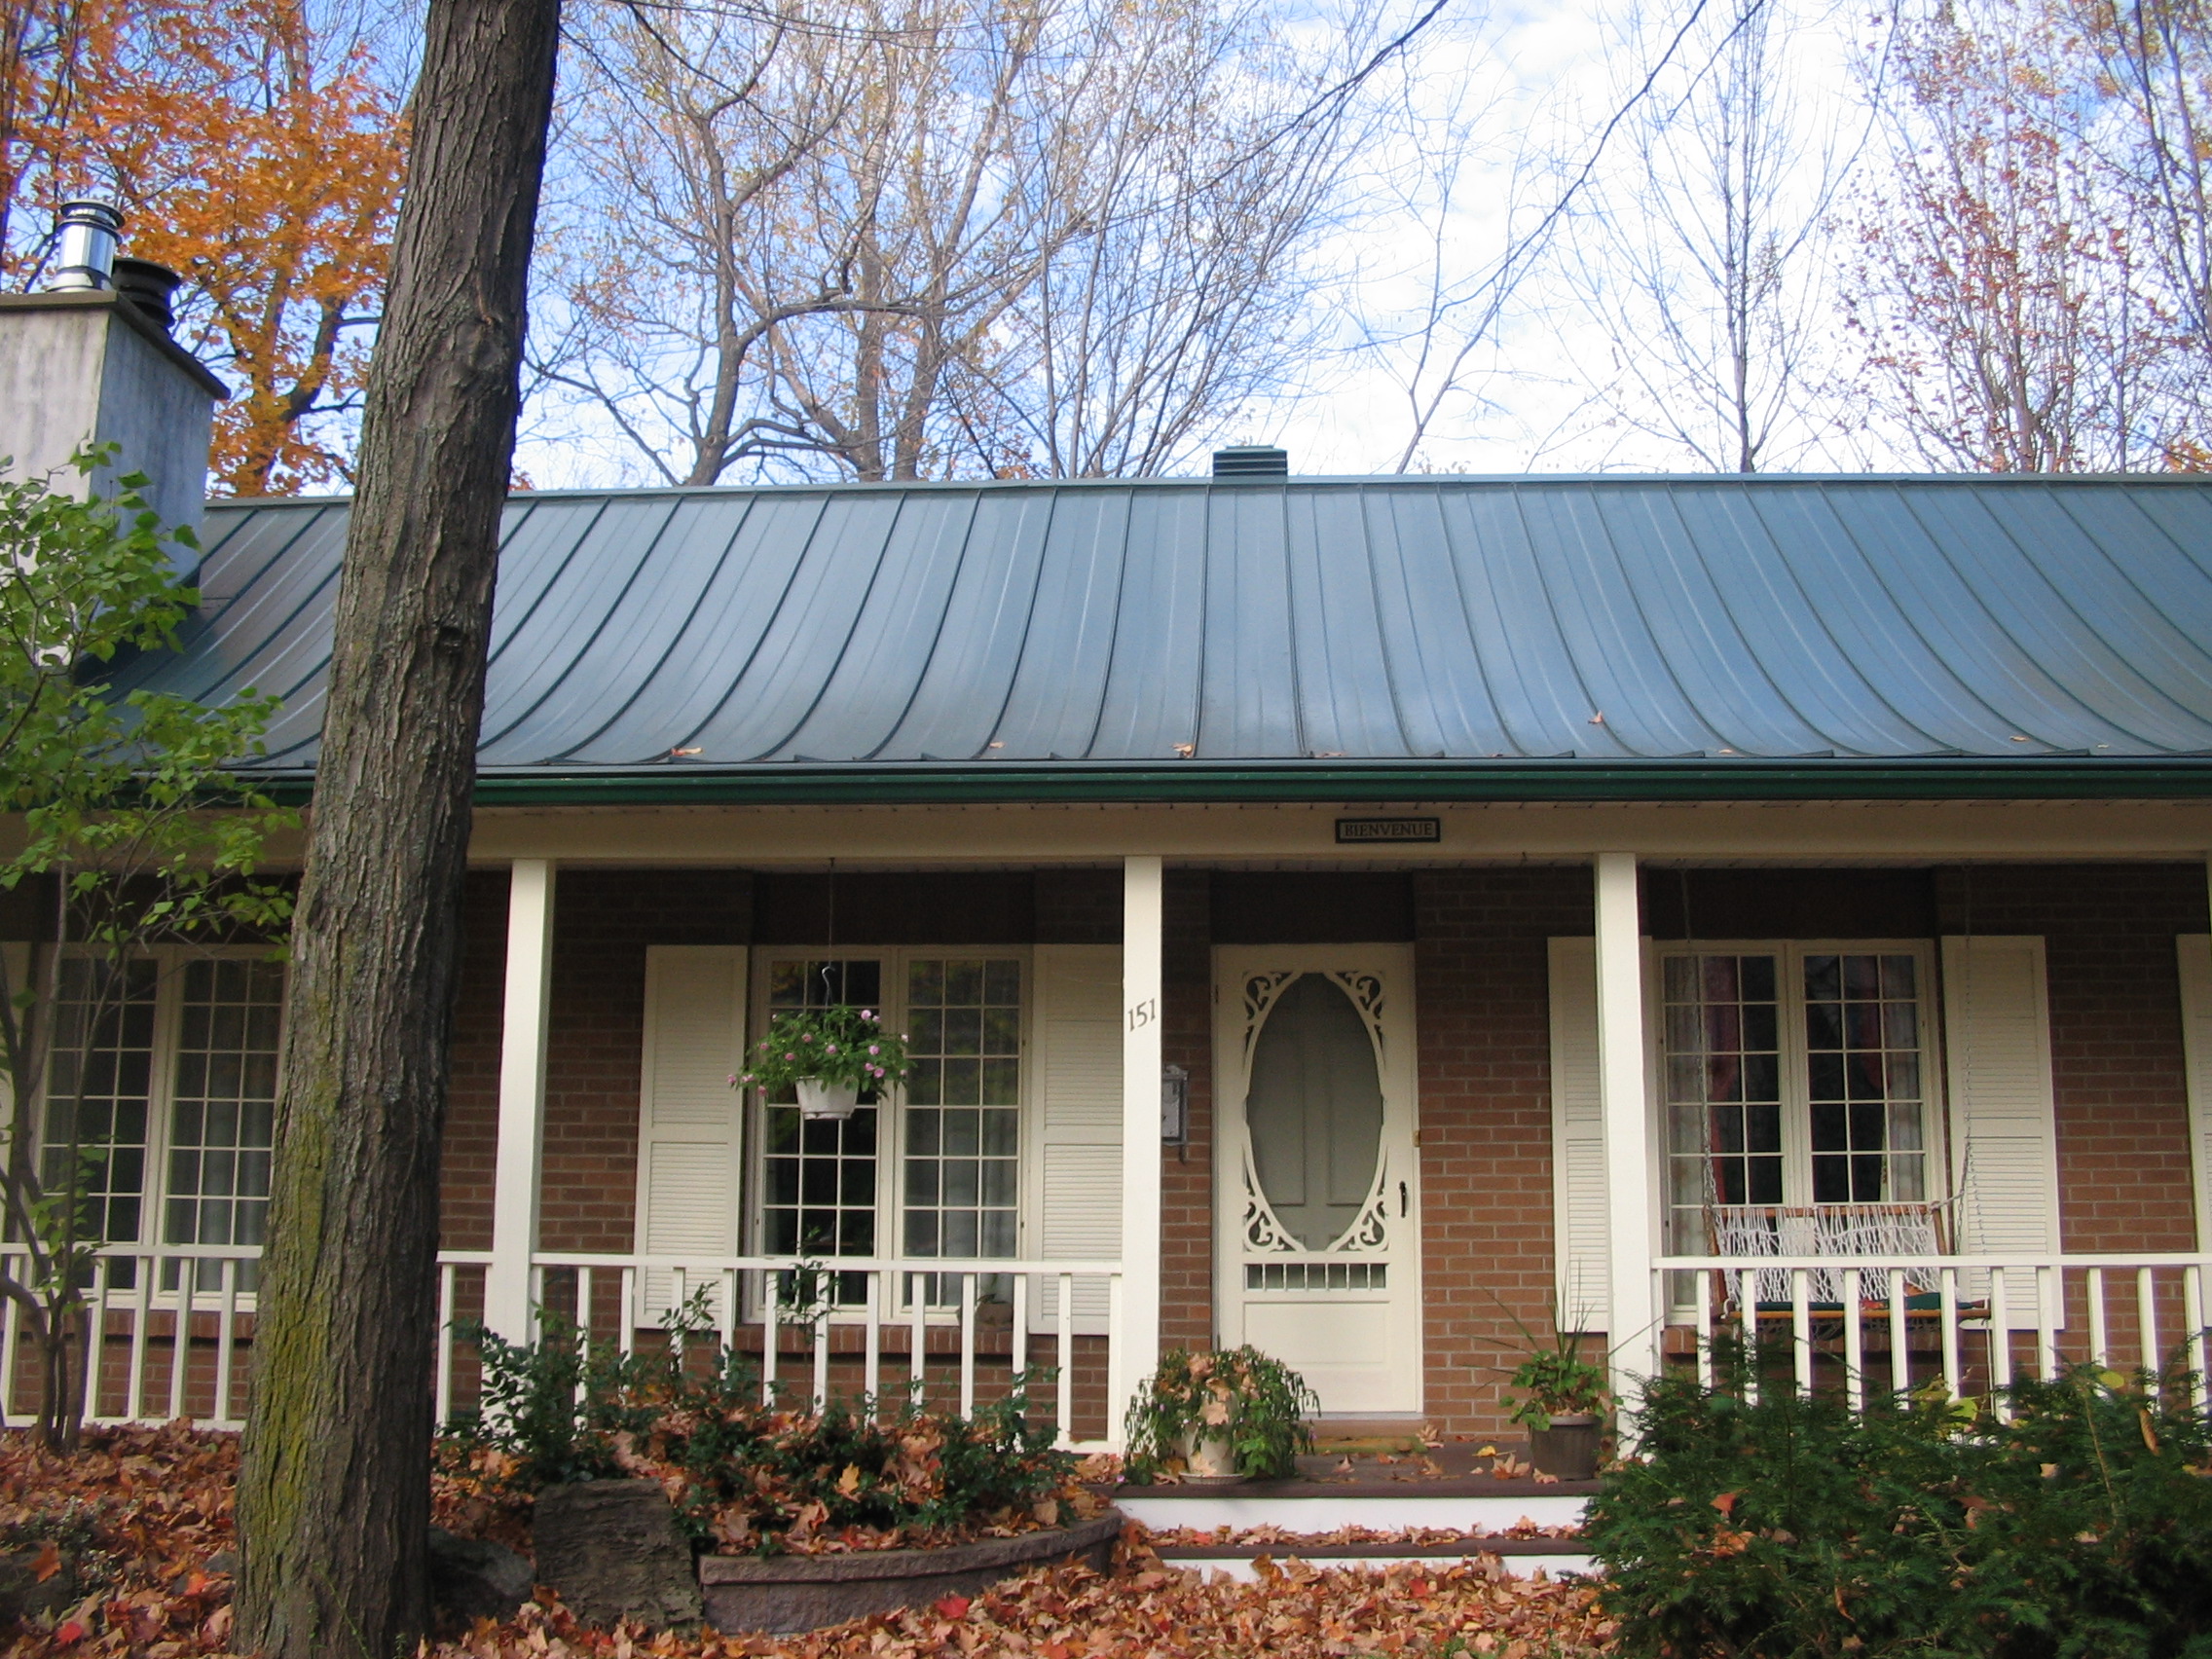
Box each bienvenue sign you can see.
[1335,817,1441,844]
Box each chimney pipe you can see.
[48,200,124,291]
[112,257,184,336]
[1212,445,1288,478]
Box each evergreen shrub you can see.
[1587,1345,2212,1659]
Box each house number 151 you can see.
[1126,998,1158,1031]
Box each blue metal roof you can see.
[124,474,2212,798]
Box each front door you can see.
[1214,947,1421,1416]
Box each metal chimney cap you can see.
[49,200,125,292]
[112,256,184,335]
[1212,445,1289,478]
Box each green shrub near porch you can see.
[1588,1349,2212,1659]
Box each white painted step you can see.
[1115,1492,1590,1532]
[1168,1553,1595,1583]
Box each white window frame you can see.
[1650,938,1949,1246]
[743,945,1033,1318]
[33,942,286,1302]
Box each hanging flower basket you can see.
[733,1006,913,1123]
[793,1078,862,1122]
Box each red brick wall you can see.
[1414,867,1595,1435]
[440,868,753,1254]
[1935,864,2207,1254]
[1161,870,1215,1353]
[440,869,510,1251]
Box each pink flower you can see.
[784,1051,796,1061]
[861,1010,875,1020]
[826,1044,839,1054]
[868,1044,880,1055]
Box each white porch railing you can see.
[0,1244,1122,1445]
[451,1253,1125,1450]
[0,1244,265,1431]
[1652,1251,2212,1414]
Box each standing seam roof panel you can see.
[1285,490,1412,757]
[1898,488,2207,748]
[117,475,2212,771]
[1089,491,1208,759]
[878,492,1056,760]
[1664,490,1940,756]
[483,497,758,765]
[987,491,1129,759]
[1743,489,2025,753]
[1362,489,1516,757]
[564,493,825,763]
[1592,488,1832,754]
[1515,489,1724,756]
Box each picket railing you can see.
[1652,1251,2212,1413]
[0,1243,1123,1445]
[441,1252,1125,1449]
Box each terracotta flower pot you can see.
[794,1079,861,1120]
[1527,1413,1602,1481]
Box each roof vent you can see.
[47,199,123,291]
[1212,445,1288,478]
[113,257,183,335]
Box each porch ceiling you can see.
[130,473,2212,803]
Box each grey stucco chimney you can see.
[0,204,224,563]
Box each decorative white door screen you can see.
[1214,946,1421,1416]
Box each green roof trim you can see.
[247,756,2212,809]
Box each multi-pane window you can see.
[1804,953,1926,1205]
[902,959,1020,1261]
[163,959,283,1289]
[760,959,882,1264]
[43,957,159,1247]
[1662,954,1782,1252]
[38,950,283,1292]
[1661,943,1936,1253]
[751,950,1026,1308]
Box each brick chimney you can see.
[0,202,224,564]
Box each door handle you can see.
[1399,1181,1408,1217]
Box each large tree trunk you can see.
[233,0,559,1652]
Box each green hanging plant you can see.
[1123,1346,1319,1483]
[733,1005,913,1094]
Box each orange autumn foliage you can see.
[2,0,405,495]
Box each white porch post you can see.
[1116,855,1165,1437]
[485,859,556,1343]
[1594,852,1657,1413]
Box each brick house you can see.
[6,281,2212,1446]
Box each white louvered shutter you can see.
[634,945,748,1322]
[1027,944,1122,1336]
[1941,936,2061,1328]
[2178,937,2212,1250]
[1546,939,1609,1322]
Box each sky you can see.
[500,0,1892,487]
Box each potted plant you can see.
[1485,1302,1609,1481]
[734,1007,911,1121]
[1123,1346,1319,1484]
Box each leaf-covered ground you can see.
[0,1425,1615,1658]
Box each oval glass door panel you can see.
[1246,974,1383,1249]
